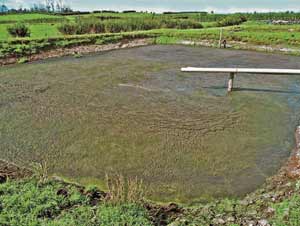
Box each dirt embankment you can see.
[179,40,300,56]
[1,38,299,67]
[284,126,300,179]
[0,38,152,66]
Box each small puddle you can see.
[1,45,300,204]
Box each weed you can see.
[30,160,49,184]
[17,56,29,63]
[105,174,145,205]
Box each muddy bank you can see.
[2,37,300,67]
[0,159,31,181]
[179,40,300,55]
[282,126,300,179]
[0,38,152,66]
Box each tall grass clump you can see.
[30,160,49,184]
[7,22,30,37]
[105,174,145,205]
[58,16,203,35]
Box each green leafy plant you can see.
[17,57,29,64]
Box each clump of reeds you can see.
[105,173,145,204]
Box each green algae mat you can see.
[1,45,300,204]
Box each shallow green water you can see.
[1,45,300,204]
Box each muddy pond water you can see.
[1,45,300,204]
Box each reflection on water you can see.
[1,45,300,203]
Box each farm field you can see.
[1,12,300,60]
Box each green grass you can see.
[29,23,62,38]
[271,194,300,226]
[0,24,62,41]
[0,13,64,23]
[0,24,9,40]
[0,179,152,226]
[2,178,300,225]
[0,12,299,54]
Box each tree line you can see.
[0,0,72,13]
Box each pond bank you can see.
[0,38,152,66]
[178,39,300,56]
[1,36,300,67]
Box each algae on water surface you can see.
[1,45,300,203]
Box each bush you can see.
[163,19,203,29]
[7,23,30,37]
[58,22,77,35]
[58,17,203,35]
[217,15,247,27]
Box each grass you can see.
[29,23,62,38]
[0,178,152,226]
[271,194,300,226]
[0,12,298,48]
[2,22,300,59]
[0,13,64,23]
[2,177,300,225]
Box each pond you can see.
[1,45,300,204]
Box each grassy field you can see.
[0,13,64,22]
[0,12,300,48]
[0,13,300,61]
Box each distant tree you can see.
[0,0,8,13]
[45,0,51,11]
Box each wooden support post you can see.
[227,72,235,92]
[219,28,223,48]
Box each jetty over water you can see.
[181,67,300,92]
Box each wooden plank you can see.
[228,72,235,92]
[181,67,300,75]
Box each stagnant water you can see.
[1,45,300,204]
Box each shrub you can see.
[7,23,30,37]
[217,15,247,27]
[58,22,77,35]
